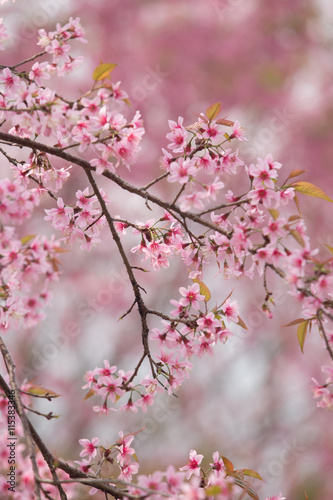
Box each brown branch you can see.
[0,372,138,499]
[141,172,169,191]
[0,337,43,500]
[0,131,229,237]
[317,310,333,362]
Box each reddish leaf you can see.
[237,316,248,330]
[216,117,234,127]
[221,456,234,472]
[288,215,301,222]
[283,318,306,327]
[293,193,302,217]
[83,388,95,401]
[286,169,307,181]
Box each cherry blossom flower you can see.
[229,120,247,141]
[221,298,239,323]
[180,449,204,479]
[79,437,100,459]
[179,283,205,311]
[166,116,188,152]
[168,158,197,184]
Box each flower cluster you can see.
[74,444,285,500]
[311,364,333,410]
[44,187,108,250]
[1,18,144,176]
[1,13,333,500]
[83,284,239,413]
[76,430,139,489]
[0,178,62,330]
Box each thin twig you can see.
[85,169,156,378]
[141,172,169,191]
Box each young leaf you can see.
[289,229,305,247]
[193,279,211,302]
[21,234,36,245]
[25,385,60,398]
[242,469,263,481]
[221,456,234,472]
[293,193,302,217]
[324,244,333,255]
[206,101,222,121]
[237,316,248,330]
[268,208,279,220]
[83,388,95,401]
[54,247,69,253]
[205,485,222,496]
[221,289,234,305]
[286,169,307,181]
[283,318,306,327]
[93,63,118,81]
[288,215,301,222]
[291,181,333,203]
[297,319,309,353]
[216,117,234,127]
[233,477,259,500]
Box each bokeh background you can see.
[1,1,333,498]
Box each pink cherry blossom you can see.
[179,283,205,310]
[180,449,204,479]
[79,437,100,459]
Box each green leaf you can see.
[297,319,309,353]
[93,63,118,81]
[193,279,211,302]
[324,244,333,255]
[26,385,60,398]
[21,234,36,245]
[206,102,222,121]
[205,485,222,496]
[268,209,279,220]
[291,181,333,203]
[242,469,263,481]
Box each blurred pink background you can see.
[1,1,333,499]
